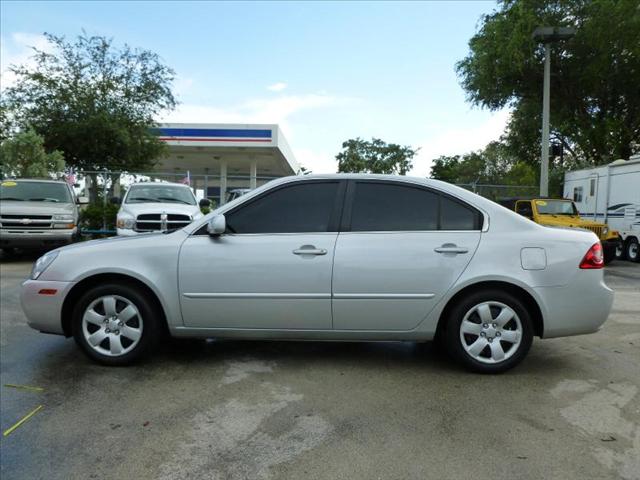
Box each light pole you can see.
[532,26,575,197]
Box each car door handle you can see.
[434,244,469,254]
[293,246,327,256]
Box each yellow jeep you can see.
[510,198,620,264]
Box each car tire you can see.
[614,238,626,261]
[445,289,533,374]
[603,243,616,265]
[625,237,640,263]
[72,283,160,366]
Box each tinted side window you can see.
[440,196,479,230]
[226,182,339,233]
[350,183,439,231]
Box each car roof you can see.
[2,178,68,184]
[128,182,191,187]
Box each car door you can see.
[178,180,344,329]
[332,180,482,331]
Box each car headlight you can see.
[31,251,59,280]
[602,227,608,235]
[117,217,135,229]
[52,214,74,222]
[52,213,76,229]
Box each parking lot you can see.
[0,254,638,480]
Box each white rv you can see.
[563,154,640,262]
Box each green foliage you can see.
[430,140,545,197]
[0,129,65,178]
[79,202,119,231]
[1,32,176,174]
[336,138,417,174]
[457,0,640,163]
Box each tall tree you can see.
[1,32,176,198]
[457,0,640,164]
[0,129,65,179]
[336,138,417,174]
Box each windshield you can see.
[0,180,72,203]
[125,185,196,205]
[534,200,578,215]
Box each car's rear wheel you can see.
[445,290,533,373]
[72,283,160,365]
[625,237,639,263]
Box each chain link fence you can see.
[454,182,539,201]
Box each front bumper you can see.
[21,279,75,335]
[602,238,621,250]
[1,228,77,248]
[535,270,614,338]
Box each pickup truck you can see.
[499,197,620,264]
[112,182,210,236]
[0,178,88,255]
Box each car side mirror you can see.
[199,198,212,208]
[110,197,121,205]
[207,214,226,236]
[77,196,89,205]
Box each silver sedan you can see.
[21,175,613,373]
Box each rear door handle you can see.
[293,245,327,256]
[434,243,469,254]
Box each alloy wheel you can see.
[81,295,143,357]
[459,301,523,364]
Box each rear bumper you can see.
[1,228,77,248]
[20,279,75,335]
[535,271,614,338]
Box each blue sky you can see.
[1,0,509,174]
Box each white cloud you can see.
[267,82,287,92]
[294,147,337,174]
[412,109,511,177]
[160,92,348,143]
[1,32,52,90]
[173,75,194,97]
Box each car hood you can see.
[0,200,75,216]
[537,215,604,228]
[119,202,200,217]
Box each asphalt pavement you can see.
[1,253,639,480]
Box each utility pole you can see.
[532,26,575,197]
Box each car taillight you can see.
[579,242,604,269]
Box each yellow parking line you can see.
[3,405,44,437]
[4,384,44,392]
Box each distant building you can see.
[153,123,299,204]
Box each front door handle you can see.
[293,245,327,256]
[434,243,469,254]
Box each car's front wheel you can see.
[72,283,160,365]
[445,290,533,373]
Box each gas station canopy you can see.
[152,123,300,204]
[154,123,299,177]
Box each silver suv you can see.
[0,178,87,254]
